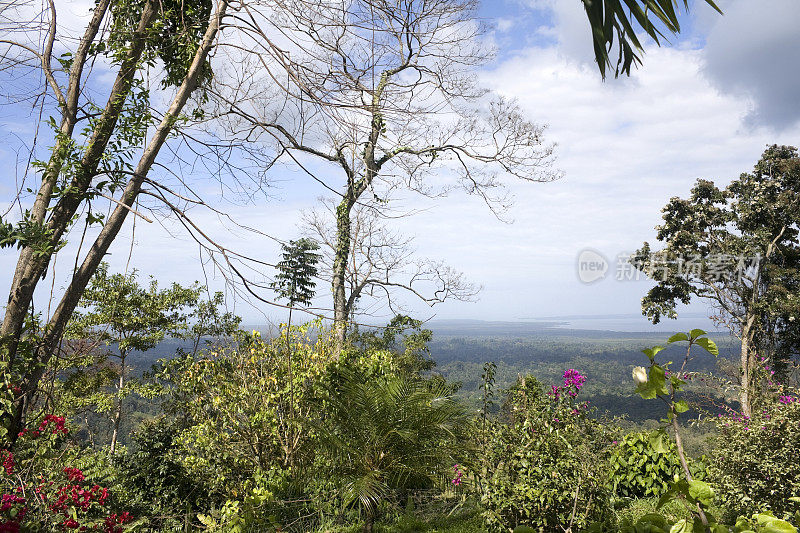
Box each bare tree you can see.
[0,0,230,434]
[211,0,558,350]
[303,198,479,323]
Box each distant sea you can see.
[521,313,724,333]
[242,314,728,339]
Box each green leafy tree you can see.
[159,322,335,490]
[70,263,200,456]
[632,146,800,417]
[186,291,242,356]
[351,315,436,376]
[271,238,321,328]
[271,238,321,468]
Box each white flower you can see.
[632,366,648,386]
[790,316,796,322]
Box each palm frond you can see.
[582,0,722,78]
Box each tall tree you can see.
[271,237,321,335]
[632,145,800,417]
[270,237,320,462]
[303,199,479,322]
[70,263,200,456]
[0,0,230,434]
[213,0,557,351]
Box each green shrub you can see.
[115,418,209,530]
[708,389,800,521]
[479,371,613,532]
[608,431,684,498]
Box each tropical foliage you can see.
[3,1,800,532]
[479,372,613,532]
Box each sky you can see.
[2,0,800,329]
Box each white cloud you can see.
[3,1,799,326]
[496,17,515,32]
[387,33,800,321]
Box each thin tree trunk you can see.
[671,412,709,529]
[1,0,157,367]
[109,351,126,457]
[286,304,294,468]
[740,319,754,419]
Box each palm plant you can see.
[583,0,722,78]
[317,372,469,533]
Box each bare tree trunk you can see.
[332,196,354,354]
[285,304,295,468]
[109,351,126,457]
[7,0,229,439]
[740,318,755,419]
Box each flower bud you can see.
[632,366,648,385]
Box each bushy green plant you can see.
[480,371,613,532]
[708,380,800,521]
[609,431,685,498]
[316,368,470,533]
[592,510,799,533]
[115,418,207,530]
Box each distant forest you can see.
[124,320,740,429]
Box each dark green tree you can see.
[632,145,800,417]
[271,237,321,334]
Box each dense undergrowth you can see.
[1,317,799,533]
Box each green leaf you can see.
[636,381,657,400]
[674,400,689,414]
[753,513,797,533]
[695,337,719,357]
[649,364,669,396]
[667,332,689,343]
[688,479,715,507]
[642,345,666,362]
[689,329,707,340]
[670,519,692,533]
[649,431,669,454]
